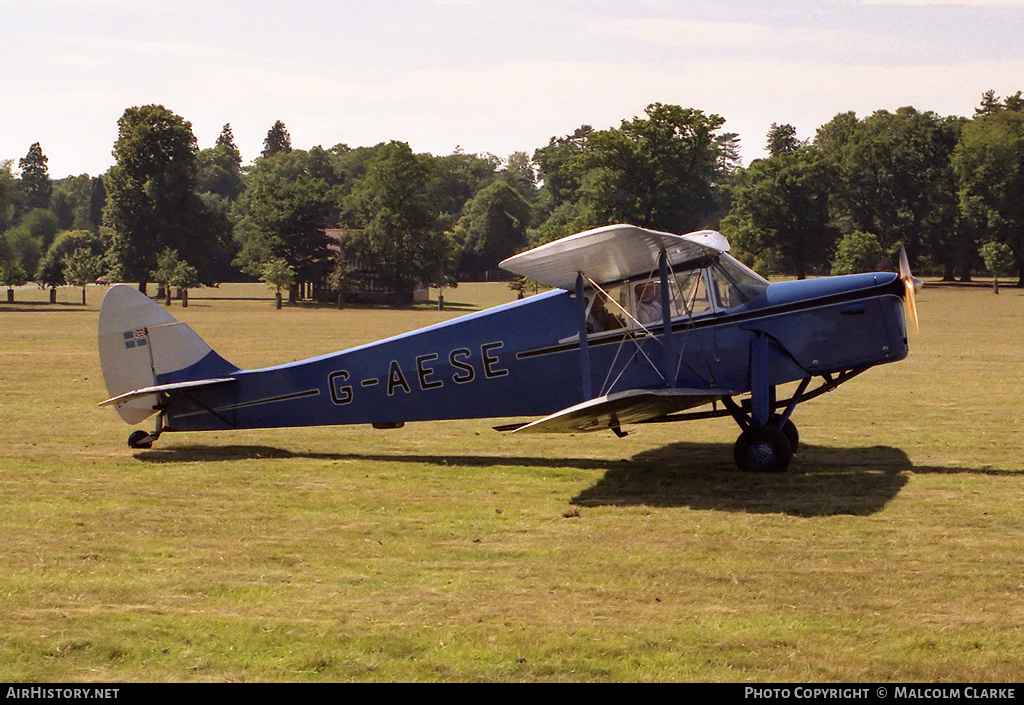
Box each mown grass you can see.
[1,280,1022,681]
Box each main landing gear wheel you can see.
[734,425,793,473]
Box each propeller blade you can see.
[898,245,919,333]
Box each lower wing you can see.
[513,387,733,434]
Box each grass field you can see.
[1,280,1022,682]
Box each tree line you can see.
[725,91,1024,285]
[1,91,1022,306]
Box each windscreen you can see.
[711,254,769,308]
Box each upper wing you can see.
[513,387,733,434]
[499,224,730,290]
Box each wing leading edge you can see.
[513,388,733,434]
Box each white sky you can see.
[3,0,1024,178]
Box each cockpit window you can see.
[627,269,712,329]
[711,254,769,308]
[583,254,768,337]
[586,294,625,333]
[634,280,663,325]
[672,269,712,318]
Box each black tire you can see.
[127,430,152,449]
[734,425,793,473]
[769,416,799,452]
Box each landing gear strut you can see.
[771,415,799,452]
[725,335,811,472]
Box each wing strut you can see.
[575,272,593,400]
[658,249,676,387]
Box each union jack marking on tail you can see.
[123,328,148,349]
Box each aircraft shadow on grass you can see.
[129,440,1023,518]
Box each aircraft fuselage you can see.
[160,272,908,433]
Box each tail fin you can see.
[98,284,239,424]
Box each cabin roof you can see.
[499,224,730,290]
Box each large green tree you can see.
[430,150,500,230]
[87,176,106,232]
[104,105,228,290]
[570,103,730,234]
[817,108,962,276]
[0,160,16,233]
[233,149,337,294]
[721,147,837,279]
[18,142,51,214]
[529,125,593,244]
[498,151,538,204]
[51,175,96,231]
[450,181,531,279]
[766,123,802,157]
[195,125,245,279]
[36,228,107,293]
[342,141,449,304]
[4,208,59,279]
[197,143,244,201]
[953,109,1024,285]
[975,90,1024,117]
[262,120,292,159]
[327,143,385,207]
[216,123,238,151]
[533,125,592,211]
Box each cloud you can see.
[582,16,930,62]
[8,0,1024,176]
[859,0,1023,6]
[328,54,1024,161]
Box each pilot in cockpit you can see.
[635,282,663,325]
[587,296,624,333]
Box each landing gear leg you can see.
[724,337,810,472]
[770,415,799,452]
[767,376,810,454]
[127,413,163,449]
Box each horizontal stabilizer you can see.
[513,387,732,434]
[99,377,236,408]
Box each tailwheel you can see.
[734,425,793,473]
[128,412,164,449]
[128,430,157,449]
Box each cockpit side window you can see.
[628,269,713,328]
[586,262,736,336]
[584,284,629,335]
[711,255,769,309]
[634,280,663,325]
[672,269,712,318]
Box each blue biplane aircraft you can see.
[98,224,919,472]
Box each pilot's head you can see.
[636,282,660,303]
